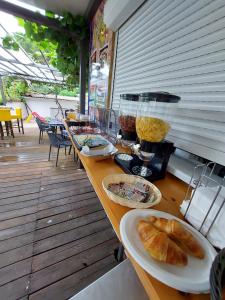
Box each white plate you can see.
[120,209,217,293]
[81,144,118,158]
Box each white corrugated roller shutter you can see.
[112,0,225,166]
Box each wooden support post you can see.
[79,39,88,114]
[0,76,6,105]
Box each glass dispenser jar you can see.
[137,92,180,142]
[118,94,139,142]
[135,92,180,159]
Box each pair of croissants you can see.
[138,216,205,266]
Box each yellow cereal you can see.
[136,117,170,142]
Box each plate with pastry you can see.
[120,209,217,293]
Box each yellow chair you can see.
[0,109,14,139]
[11,107,24,134]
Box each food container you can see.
[118,94,139,141]
[136,92,180,144]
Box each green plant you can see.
[3,12,89,85]
[1,76,78,101]
[3,77,28,101]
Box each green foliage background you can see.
[2,77,79,102]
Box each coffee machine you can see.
[115,92,180,181]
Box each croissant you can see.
[137,220,188,266]
[148,216,205,259]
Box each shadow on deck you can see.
[0,124,119,300]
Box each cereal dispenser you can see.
[118,94,139,142]
[115,92,180,181]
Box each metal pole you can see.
[79,39,88,114]
[0,76,6,105]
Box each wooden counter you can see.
[65,123,210,300]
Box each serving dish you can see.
[72,134,109,151]
[102,174,161,208]
[120,209,217,293]
[80,144,118,161]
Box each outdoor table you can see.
[48,119,65,134]
[49,119,65,128]
[64,121,210,300]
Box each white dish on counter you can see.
[80,143,118,161]
[81,143,115,156]
[120,209,217,294]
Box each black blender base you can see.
[114,153,166,182]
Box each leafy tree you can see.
[3,77,28,101]
[1,76,79,101]
[28,82,79,96]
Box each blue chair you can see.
[35,117,51,144]
[47,131,74,166]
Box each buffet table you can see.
[65,121,210,300]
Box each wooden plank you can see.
[37,196,98,220]
[38,188,94,204]
[29,255,117,300]
[0,164,77,178]
[0,182,40,194]
[0,258,32,286]
[36,202,102,229]
[0,206,37,222]
[0,214,36,230]
[34,210,105,241]
[0,232,34,253]
[30,239,118,293]
[0,177,41,188]
[0,275,30,300]
[0,174,41,184]
[0,244,33,268]
[41,171,87,185]
[0,193,39,206]
[0,199,38,213]
[0,221,36,241]
[0,188,40,200]
[33,218,110,254]
[41,171,87,182]
[38,191,97,211]
[39,179,92,197]
[0,169,41,179]
[32,227,116,272]
[19,296,28,300]
[40,176,90,193]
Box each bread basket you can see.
[102,174,161,208]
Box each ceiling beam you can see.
[0,0,78,39]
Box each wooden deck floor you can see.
[0,124,119,300]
